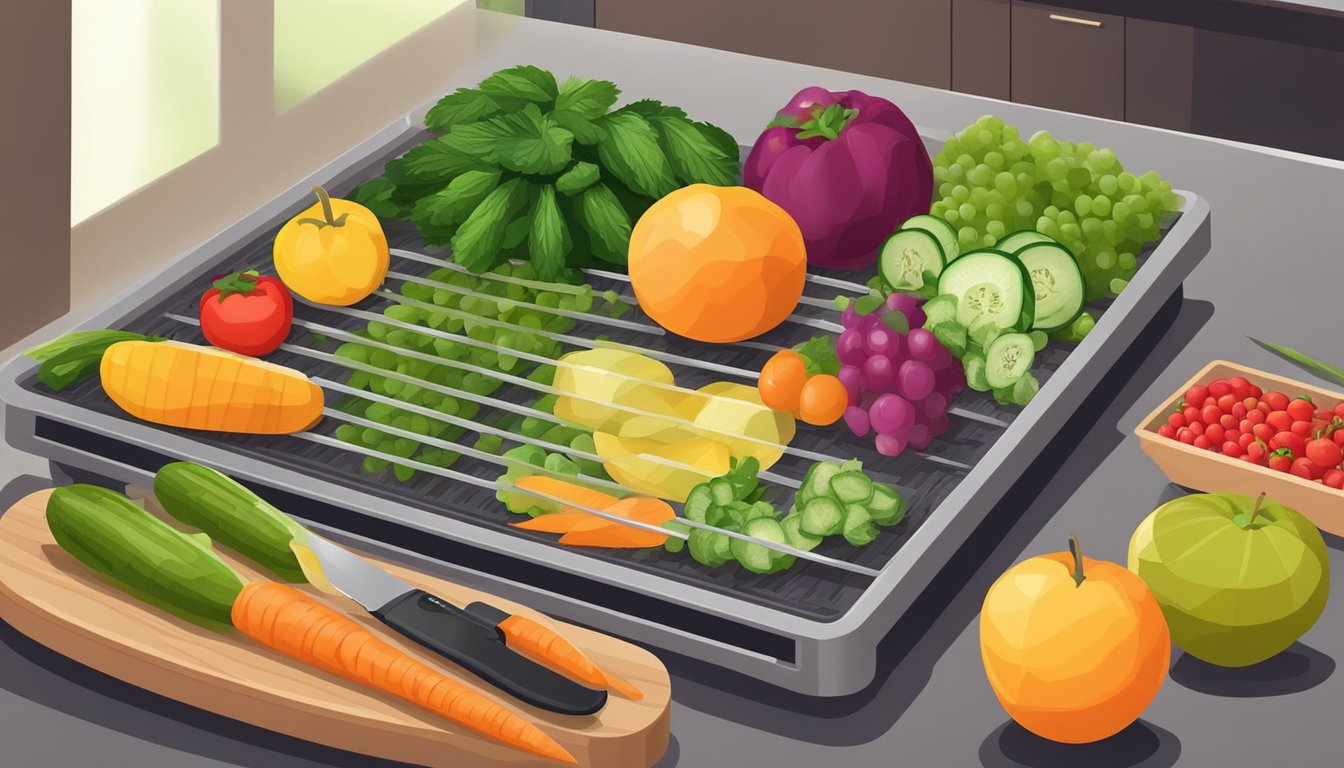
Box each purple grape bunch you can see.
[837,294,965,457]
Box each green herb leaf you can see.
[555,161,600,196]
[478,64,558,105]
[349,178,399,218]
[25,330,153,361]
[577,183,632,265]
[423,88,505,133]
[554,76,619,119]
[30,332,165,392]
[451,178,528,273]
[596,111,676,199]
[654,117,739,186]
[551,109,606,145]
[529,185,572,281]
[881,311,909,334]
[1250,338,1344,388]
[617,99,687,120]
[409,169,502,244]
[442,104,574,175]
[794,336,841,376]
[386,138,486,185]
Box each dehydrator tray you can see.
[1,116,1211,696]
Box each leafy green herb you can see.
[794,336,841,376]
[442,104,574,176]
[555,161,600,196]
[577,183,632,265]
[451,178,528,272]
[349,177,399,218]
[596,111,677,199]
[554,76,619,119]
[26,330,164,391]
[529,186,571,280]
[1250,338,1344,388]
[478,64,557,105]
[424,88,506,132]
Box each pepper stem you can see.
[1248,492,1267,526]
[296,185,349,228]
[1068,533,1085,587]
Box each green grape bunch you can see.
[930,116,1183,299]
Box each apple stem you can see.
[1248,492,1267,526]
[1068,533,1085,587]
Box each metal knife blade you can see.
[294,531,607,715]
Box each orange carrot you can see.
[511,511,609,534]
[513,475,620,512]
[231,582,576,764]
[556,498,673,548]
[500,614,644,701]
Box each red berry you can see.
[1193,435,1212,449]
[1201,405,1224,424]
[1265,391,1290,411]
[1189,422,1205,437]
[1219,414,1237,430]
[1177,427,1195,444]
[1169,413,1187,428]
[1157,424,1177,439]
[1216,394,1237,412]
[1245,408,1265,424]
[1290,457,1321,480]
[1239,432,1256,449]
[1205,423,1226,443]
[1209,379,1233,398]
[1252,423,1276,442]
[1266,411,1293,431]
[1287,398,1316,421]
[1306,438,1344,468]
[1325,469,1344,490]
[1292,420,1314,438]
[1185,385,1210,406]
[1230,377,1253,399]
[1268,450,1294,473]
[1184,405,1203,423]
[1222,441,1242,457]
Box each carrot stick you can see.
[510,511,608,534]
[555,498,673,548]
[499,615,644,702]
[232,582,576,764]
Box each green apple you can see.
[1128,492,1329,667]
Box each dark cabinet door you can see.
[1125,18,1194,132]
[596,0,952,88]
[952,0,1011,100]
[1010,1,1125,120]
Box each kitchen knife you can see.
[292,530,610,715]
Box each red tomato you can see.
[1287,398,1316,422]
[1335,402,1344,419]
[1219,414,1237,430]
[1325,469,1344,490]
[1201,405,1223,424]
[1268,449,1294,473]
[1193,435,1212,449]
[1185,385,1210,406]
[1272,431,1306,457]
[1266,411,1293,432]
[1247,441,1267,462]
[1205,423,1226,443]
[1290,457,1322,480]
[1306,438,1344,469]
[1215,394,1237,412]
[1252,423,1276,442]
[1169,413,1187,428]
[1189,422,1205,437]
[1221,441,1242,458]
[1157,424,1177,439]
[1229,377,1252,399]
[1230,403,1248,419]
[1184,405,1203,424]
[1244,408,1263,424]
[1238,432,1256,450]
[199,270,294,357]
[1248,385,1263,399]
[1177,427,1195,444]
[1291,420,1314,438]
[1335,430,1344,449]
[1209,379,1233,398]
[1264,391,1290,411]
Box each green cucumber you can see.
[879,229,946,293]
[867,484,906,526]
[932,322,968,358]
[801,496,844,537]
[921,294,958,328]
[936,249,1034,332]
[47,485,244,628]
[683,485,713,523]
[842,505,878,547]
[1016,243,1085,332]
[995,229,1055,254]
[802,461,842,503]
[687,526,734,568]
[781,513,823,551]
[829,471,874,505]
[984,333,1037,389]
[901,215,961,262]
[154,462,308,582]
[730,517,794,574]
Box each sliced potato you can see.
[593,431,732,502]
[689,382,795,469]
[552,349,682,432]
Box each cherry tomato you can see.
[1272,431,1306,457]
[1182,406,1202,424]
[1291,420,1314,438]
[1215,394,1237,412]
[1248,385,1263,399]
[1239,455,1261,464]
[198,270,293,357]
[1203,397,1218,408]
[758,349,810,413]
[1266,411,1293,431]
[1319,409,1335,422]
[1168,413,1187,428]
[1205,423,1226,443]
[797,373,849,426]
[1225,429,1243,445]
[1157,424,1177,439]
[1264,391,1290,411]
[1230,377,1253,399]
[1324,469,1344,490]
[1306,438,1344,469]
[1287,397,1316,422]
[1230,403,1248,419]
[1238,432,1256,450]
[1268,449,1294,473]
[1247,441,1268,462]
[1209,379,1233,398]
[1242,396,1259,411]
[1185,385,1211,406]
[1335,430,1344,449]
[1177,427,1195,444]
[1245,408,1264,424]
[1189,422,1205,437]
[1335,402,1344,419]
[1219,414,1237,430]
[1222,441,1242,458]
[1200,405,1223,424]
[1193,435,1212,449]
[1290,457,1322,480]
[1252,423,1276,442]
[1238,418,1253,435]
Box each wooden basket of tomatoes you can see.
[1136,360,1344,534]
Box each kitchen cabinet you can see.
[595,0,952,88]
[1125,18,1195,132]
[1010,2,1126,120]
[952,0,1011,100]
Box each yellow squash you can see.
[273,185,389,306]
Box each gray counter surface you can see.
[4,8,1344,768]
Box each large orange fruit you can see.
[979,535,1170,744]
[628,184,806,343]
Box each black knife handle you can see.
[373,589,607,715]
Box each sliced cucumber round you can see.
[731,517,793,574]
[936,249,1034,332]
[1016,243,1085,332]
[995,229,1056,254]
[901,214,960,262]
[984,333,1037,389]
[879,229,946,293]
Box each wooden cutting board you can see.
[0,489,671,767]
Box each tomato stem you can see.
[1068,533,1085,587]
[296,185,349,228]
[1248,492,1267,526]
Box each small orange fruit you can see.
[628,184,806,343]
[797,374,848,426]
[758,350,809,413]
[979,534,1170,744]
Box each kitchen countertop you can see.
[4,8,1344,768]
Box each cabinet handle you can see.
[1048,13,1102,27]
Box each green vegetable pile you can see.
[929,115,1182,299]
[351,64,741,280]
[665,457,905,574]
[331,262,628,482]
